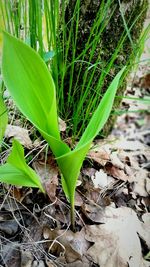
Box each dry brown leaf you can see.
[118,150,140,169]
[110,151,124,169]
[139,73,150,89]
[51,201,70,225]
[21,250,33,267]
[112,139,146,151]
[105,164,128,182]
[130,169,150,197]
[82,203,106,223]
[10,187,23,201]
[88,147,110,166]
[33,159,58,201]
[32,260,45,267]
[58,117,67,132]
[92,170,114,189]
[0,218,19,235]
[44,175,58,202]
[82,167,97,178]
[139,213,150,249]
[5,124,32,148]
[65,259,90,267]
[43,227,90,264]
[146,178,150,195]
[85,206,150,267]
[85,187,103,204]
[45,259,56,267]
[74,191,83,206]
[0,243,20,267]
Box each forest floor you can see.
[0,17,150,267]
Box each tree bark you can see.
[61,0,148,136]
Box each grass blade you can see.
[57,67,126,206]
[0,94,8,144]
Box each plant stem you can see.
[70,202,75,231]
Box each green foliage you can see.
[0,0,148,139]
[1,32,125,225]
[0,139,44,192]
[0,95,7,145]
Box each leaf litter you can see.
[85,206,150,267]
[5,124,33,149]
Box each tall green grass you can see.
[0,0,149,140]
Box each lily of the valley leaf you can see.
[0,139,44,192]
[1,32,126,220]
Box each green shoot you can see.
[0,139,44,192]
[0,79,8,145]
[1,32,125,227]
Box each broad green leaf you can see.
[0,163,42,188]
[2,31,70,158]
[57,67,126,204]
[2,32,125,209]
[0,94,8,144]
[0,139,44,192]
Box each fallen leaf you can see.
[58,117,66,132]
[10,187,23,201]
[0,243,20,267]
[44,175,58,202]
[118,150,141,169]
[88,146,110,166]
[112,138,146,151]
[45,259,56,267]
[43,227,90,263]
[105,164,128,182]
[5,124,32,148]
[53,201,70,225]
[74,191,83,206]
[85,187,104,205]
[66,259,90,267]
[130,169,150,197]
[146,178,150,195]
[33,158,58,201]
[82,167,97,178]
[21,250,33,267]
[92,170,114,189]
[0,220,19,235]
[139,213,150,249]
[82,203,106,223]
[110,151,125,169]
[139,73,150,89]
[32,260,45,267]
[85,206,150,267]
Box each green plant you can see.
[0,79,8,145]
[0,139,44,192]
[1,0,146,139]
[54,0,148,138]
[0,32,125,227]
